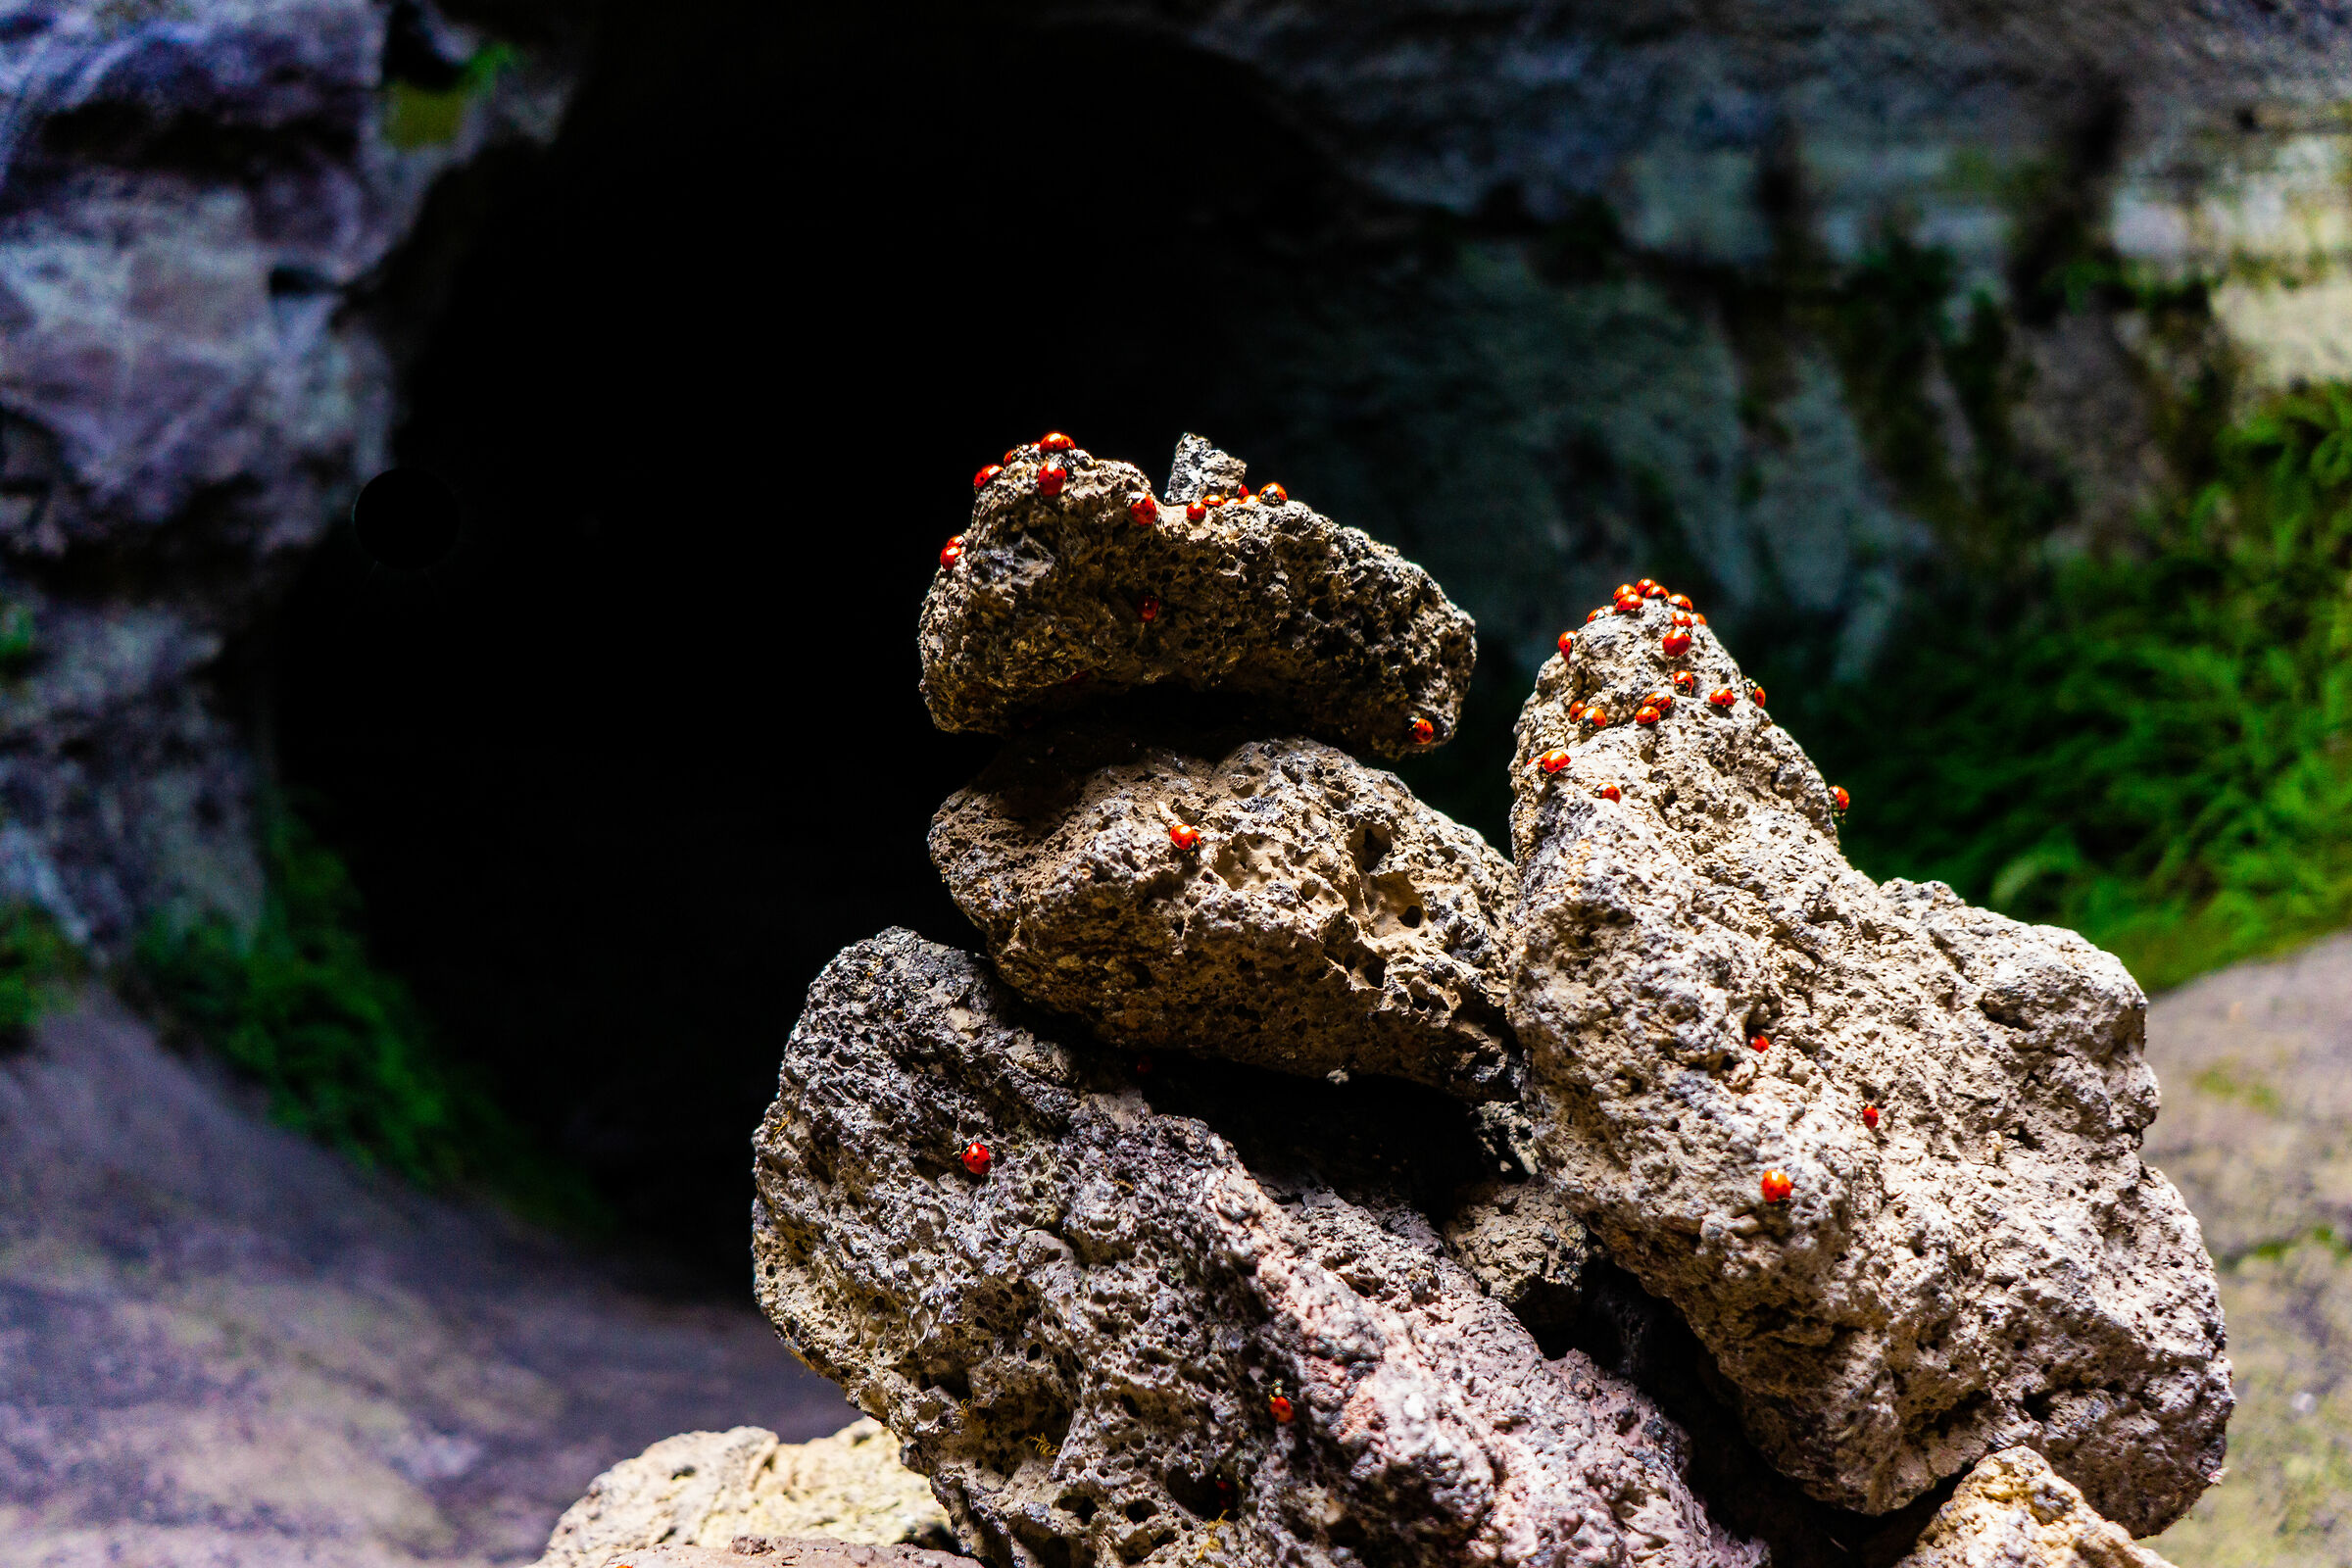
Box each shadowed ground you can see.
[0,999,853,1566]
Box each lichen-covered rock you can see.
[1894,1447,2174,1568]
[928,724,1518,1097]
[916,436,1475,759]
[535,1421,953,1567]
[1504,594,2230,1533]
[752,929,1769,1567]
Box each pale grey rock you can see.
[0,0,568,946]
[1504,594,2230,1533]
[1893,1447,2173,1568]
[916,437,1476,760]
[753,929,1771,1568]
[534,1422,953,1567]
[928,724,1519,1098]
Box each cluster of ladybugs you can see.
[942,433,1442,762]
[1540,578,1853,823]
[941,431,1298,575]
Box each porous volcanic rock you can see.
[928,724,1518,1097]
[1503,594,2230,1532]
[1892,1447,2173,1568]
[752,929,1770,1568]
[535,1421,953,1566]
[916,436,1475,760]
[1441,1178,1595,1332]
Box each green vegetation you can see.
[0,903,83,1047]
[137,806,605,1227]
[384,43,517,149]
[1775,384,2352,991]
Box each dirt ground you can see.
[2142,931,2352,1567]
[0,999,854,1567]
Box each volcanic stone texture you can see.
[929,725,1519,1098]
[1894,1447,2173,1568]
[1504,596,2230,1534]
[752,929,1770,1568]
[916,437,1476,760]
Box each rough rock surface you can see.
[0,0,566,947]
[752,929,1771,1567]
[1504,594,2230,1532]
[1441,1179,1595,1333]
[1894,1447,2172,1568]
[930,724,1519,1097]
[916,437,1475,760]
[535,1422,953,1567]
[0,996,853,1568]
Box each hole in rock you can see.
[269,0,1533,1301]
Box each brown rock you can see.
[1503,596,2230,1532]
[928,724,1519,1097]
[752,929,1770,1567]
[1893,1447,2173,1567]
[916,436,1476,759]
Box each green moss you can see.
[135,803,605,1228]
[0,904,84,1048]
[0,602,36,677]
[383,43,517,149]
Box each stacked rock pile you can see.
[738,435,2227,1568]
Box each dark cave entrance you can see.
[270,6,1400,1277]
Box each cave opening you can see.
[270,5,1407,1278]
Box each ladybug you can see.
[1410,716,1437,745]
[1671,670,1697,693]
[1169,823,1203,852]
[1662,629,1693,658]
[1709,687,1738,710]
[1538,747,1571,774]
[1596,782,1622,802]
[939,536,966,569]
[1832,785,1851,812]
[961,1141,993,1177]
[1129,495,1159,526]
[973,464,1003,490]
[1749,1035,1771,1053]
[1761,1168,1793,1203]
[1039,431,1075,453]
[1260,481,1290,504]
[1037,463,1068,497]
[1862,1104,1881,1130]
[1635,704,1662,726]
[1268,1395,1295,1424]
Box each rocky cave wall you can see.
[11,0,2352,1254]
